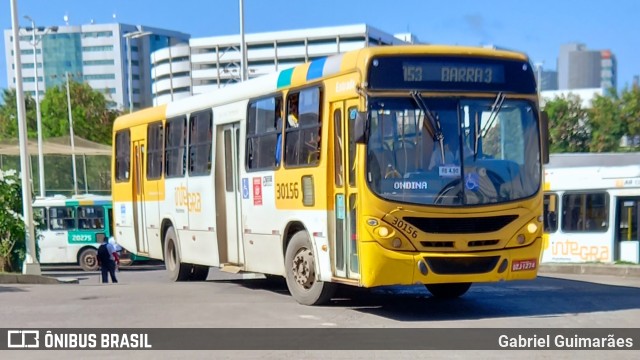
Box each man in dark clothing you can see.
[97,237,120,283]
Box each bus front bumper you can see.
[358,238,543,288]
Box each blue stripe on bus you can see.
[306,57,327,81]
[277,68,294,88]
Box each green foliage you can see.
[0,169,27,272]
[39,80,119,145]
[543,86,640,153]
[589,89,624,152]
[543,94,590,152]
[0,88,37,140]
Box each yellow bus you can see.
[112,45,549,305]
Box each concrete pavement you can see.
[1,262,639,284]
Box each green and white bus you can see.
[33,195,114,271]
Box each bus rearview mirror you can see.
[354,111,367,144]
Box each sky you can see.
[2,0,639,90]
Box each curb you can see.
[0,274,79,285]
[539,264,640,277]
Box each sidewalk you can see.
[539,263,640,277]
[0,273,78,284]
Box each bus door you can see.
[217,122,244,265]
[132,140,149,254]
[615,196,640,260]
[330,99,360,279]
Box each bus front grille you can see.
[404,215,518,234]
[425,256,500,275]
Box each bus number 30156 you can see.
[391,217,418,238]
[276,182,299,200]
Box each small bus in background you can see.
[543,164,640,264]
[33,194,114,271]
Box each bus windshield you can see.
[366,96,541,206]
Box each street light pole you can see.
[65,72,78,195]
[10,0,40,274]
[123,28,152,113]
[24,16,45,198]
[239,0,247,82]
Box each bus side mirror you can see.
[354,111,367,144]
[541,111,550,164]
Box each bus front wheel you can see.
[164,227,191,282]
[79,248,99,272]
[425,282,472,299]
[284,231,335,305]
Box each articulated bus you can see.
[33,195,113,271]
[542,165,640,264]
[112,45,549,305]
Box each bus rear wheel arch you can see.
[78,247,99,272]
[425,282,472,299]
[284,230,335,305]
[163,226,209,282]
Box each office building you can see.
[151,24,417,105]
[557,43,617,90]
[4,23,189,110]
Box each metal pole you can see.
[66,72,78,195]
[82,154,88,194]
[126,35,133,113]
[26,17,46,197]
[239,0,247,81]
[10,0,40,274]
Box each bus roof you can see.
[547,152,640,168]
[33,194,112,207]
[113,44,530,131]
[545,165,640,191]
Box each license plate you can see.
[512,259,537,271]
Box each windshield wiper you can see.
[411,91,445,164]
[476,92,506,158]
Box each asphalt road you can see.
[1,265,638,359]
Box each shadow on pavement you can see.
[225,275,640,321]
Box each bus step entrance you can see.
[220,264,243,274]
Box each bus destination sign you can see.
[367,56,536,94]
[402,62,505,84]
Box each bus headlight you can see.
[527,223,538,234]
[392,238,402,248]
[377,226,390,237]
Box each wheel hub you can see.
[292,249,315,289]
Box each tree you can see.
[588,89,624,152]
[543,94,590,153]
[0,88,37,140]
[619,86,640,150]
[0,169,28,272]
[39,80,120,145]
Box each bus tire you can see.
[284,231,335,305]
[79,247,99,272]
[425,282,472,299]
[190,265,209,281]
[164,227,191,282]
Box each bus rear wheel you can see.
[79,247,99,272]
[284,231,335,305]
[164,227,191,282]
[425,282,472,299]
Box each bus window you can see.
[115,130,131,182]
[561,192,609,232]
[33,207,48,230]
[189,110,213,176]
[543,193,558,233]
[49,206,76,230]
[78,206,105,230]
[147,122,164,180]
[165,116,187,178]
[247,96,281,170]
[284,88,321,167]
